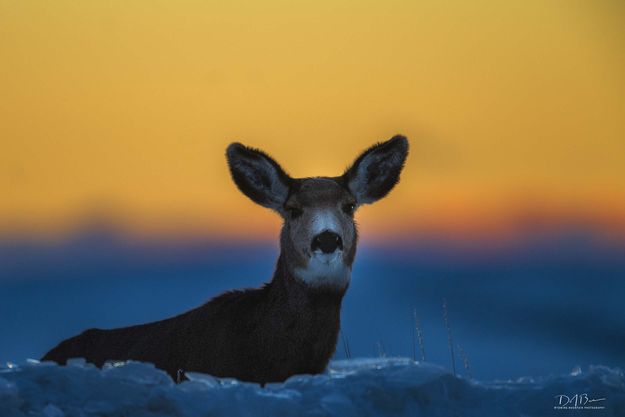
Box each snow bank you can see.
[1,358,623,417]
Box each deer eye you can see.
[342,203,356,215]
[285,206,303,219]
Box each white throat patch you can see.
[294,251,351,288]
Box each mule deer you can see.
[42,135,409,383]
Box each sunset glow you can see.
[1,0,624,240]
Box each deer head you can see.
[226,135,408,289]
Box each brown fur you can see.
[42,136,408,383]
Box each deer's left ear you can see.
[343,135,409,204]
[226,143,291,211]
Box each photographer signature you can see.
[554,393,606,410]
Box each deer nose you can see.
[311,231,343,254]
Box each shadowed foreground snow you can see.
[1,358,624,417]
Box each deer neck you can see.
[269,255,348,310]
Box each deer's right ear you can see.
[226,143,291,210]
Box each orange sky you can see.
[1,0,624,240]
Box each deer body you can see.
[42,136,409,383]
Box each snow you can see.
[1,358,623,417]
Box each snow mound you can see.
[1,358,624,417]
